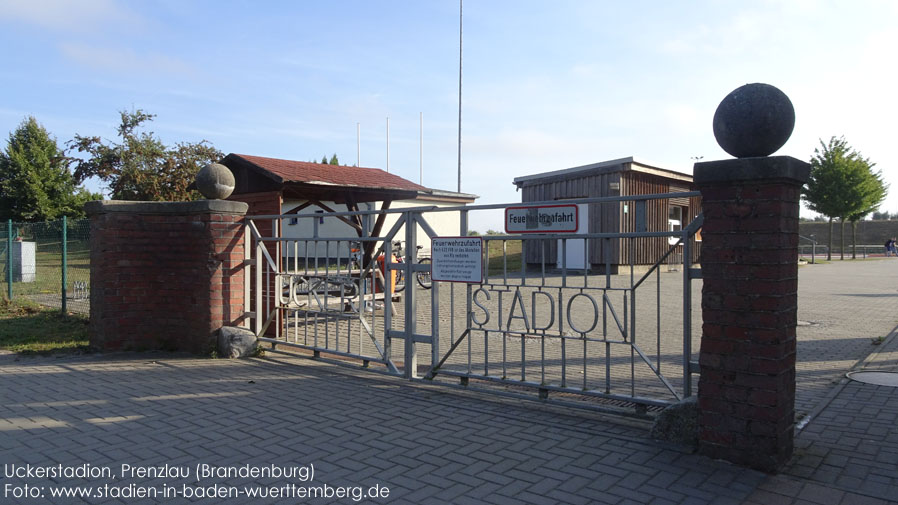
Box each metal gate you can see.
[245,193,702,414]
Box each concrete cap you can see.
[693,156,810,185]
[85,200,249,216]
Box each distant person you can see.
[892,238,897,257]
[887,238,897,257]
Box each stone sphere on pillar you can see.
[712,83,795,158]
[195,163,236,200]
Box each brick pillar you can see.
[86,200,248,354]
[695,156,810,473]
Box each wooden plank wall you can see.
[520,171,621,266]
[520,169,701,268]
[619,172,670,265]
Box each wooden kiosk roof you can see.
[222,153,428,203]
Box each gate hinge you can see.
[689,360,701,374]
[688,268,702,280]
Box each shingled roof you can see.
[225,153,427,192]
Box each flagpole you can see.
[456,0,463,193]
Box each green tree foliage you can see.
[847,163,887,258]
[0,116,99,221]
[68,110,222,201]
[319,154,340,165]
[803,136,887,260]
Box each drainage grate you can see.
[846,371,898,387]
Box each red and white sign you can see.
[505,204,579,233]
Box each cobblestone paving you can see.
[274,259,898,418]
[1,353,769,505]
[2,259,897,504]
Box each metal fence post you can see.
[6,219,11,301]
[404,211,418,378]
[61,216,68,313]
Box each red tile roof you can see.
[229,154,427,192]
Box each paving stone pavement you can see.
[1,260,897,504]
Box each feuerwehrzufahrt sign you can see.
[431,237,483,283]
[505,204,579,233]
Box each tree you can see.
[846,163,887,258]
[68,110,222,201]
[319,154,339,165]
[803,136,886,260]
[0,116,99,221]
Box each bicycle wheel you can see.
[342,279,359,298]
[287,276,314,296]
[415,258,432,289]
[393,264,406,293]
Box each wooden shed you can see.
[512,157,701,273]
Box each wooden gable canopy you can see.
[222,153,426,204]
[222,153,429,268]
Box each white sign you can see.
[505,204,579,233]
[431,237,483,283]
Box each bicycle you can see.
[282,273,359,299]
[391,241,432,291]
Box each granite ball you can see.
[195,163,235,200]
[712,83,795,158]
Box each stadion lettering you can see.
[468,286,625,338]
[505,204,579,233]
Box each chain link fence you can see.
[1,217,90,315]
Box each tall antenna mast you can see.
[386,117,390,173]
[420,112,424,185]
[357,122,360,166]
[457,0,463,193]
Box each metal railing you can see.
[245,192,702,414]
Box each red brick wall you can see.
[694,157,809,473]
[87,201,248,353]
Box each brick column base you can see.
[695,156,810,472]
[86,200,248,354]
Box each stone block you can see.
[217,326,258,358]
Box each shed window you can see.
[668,206,684,245]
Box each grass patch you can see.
[0,298,90,355]
[9,246,90,297]
[485,239,522,275]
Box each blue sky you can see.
[1,0,896,231]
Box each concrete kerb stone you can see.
[651,396,699,447]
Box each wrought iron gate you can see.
[245,193,702,413]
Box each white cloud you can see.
[59,42,194,77]
[0,0,141,33]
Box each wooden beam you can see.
[343,194,365,232]
[282,201,314,214]
[295,200,362,233]
[364,200,392,269]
